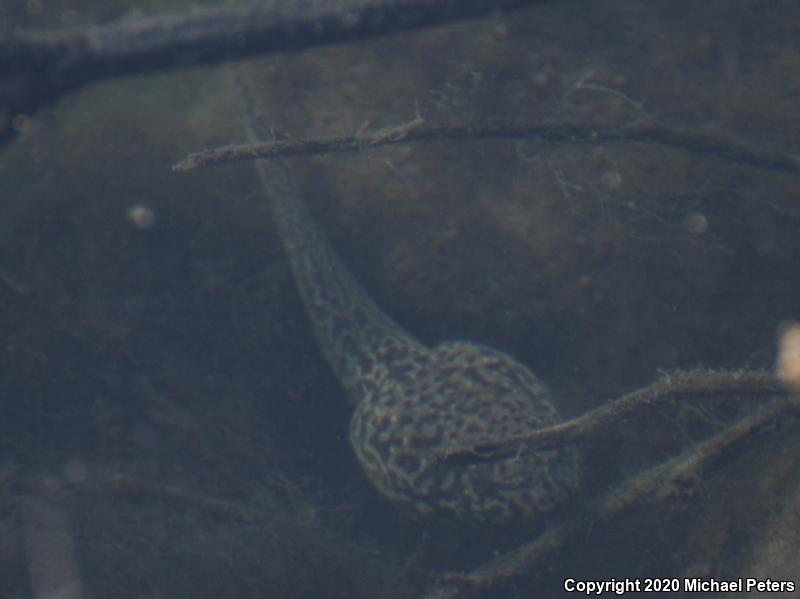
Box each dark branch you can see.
[425,378,796,599]
[437,370,787,466]
[0,0,546,148]
[173,121,800,176]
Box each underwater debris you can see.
[777,322,800,393]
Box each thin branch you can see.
[437,370,786,465]
[172,122,800,176]
[426,393,796,599]
[0,0,545,147]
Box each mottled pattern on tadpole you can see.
[352,341,580,522]
[261,160,581,524]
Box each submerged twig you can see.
[438,370,785,465]
[173,121,800,176]
[426,392,796,599]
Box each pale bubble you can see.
[683,211,708,234]
[777,321,800,392]
[600,170,622,190]
[126,203,156,229]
